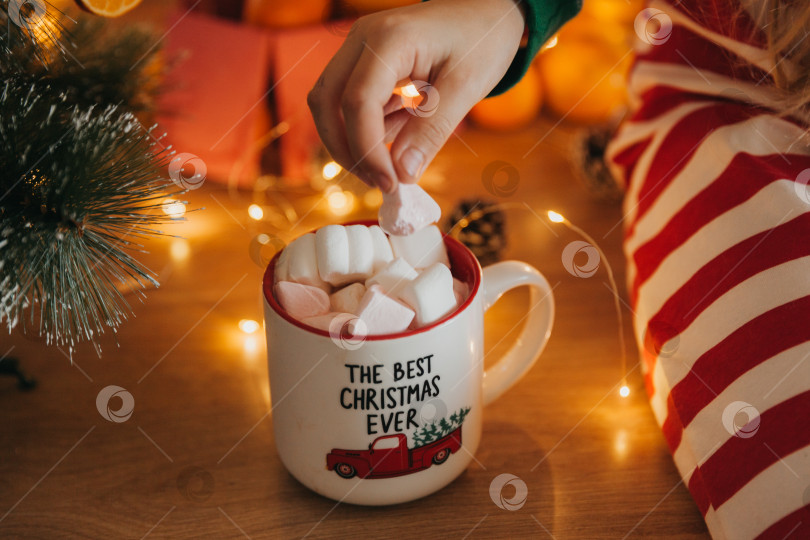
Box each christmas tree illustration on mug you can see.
[326,407,471,479]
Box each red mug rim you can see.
[262,220,482,341]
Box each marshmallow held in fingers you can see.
[330,282,366,314]
[354,285,415,335]
[398,263,457,327]
[389,225,449,269]
[365,257,417,298]
[274,281,330,320]
[378,183,441,236]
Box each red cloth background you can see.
[158,10,346,186]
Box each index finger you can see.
[307,34,365,178]
[341,40,412,193]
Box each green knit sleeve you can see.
[489,0,582,96]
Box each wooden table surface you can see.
[0,112,710,538]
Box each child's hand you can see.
[307,0,525,193]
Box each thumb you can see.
[390,78,478,183]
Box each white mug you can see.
[263,223,555,505]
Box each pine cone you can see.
[571,127,623,202]
[444,199,506,266]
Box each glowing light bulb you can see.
[619,385,630,398]
[162,198,186,218]
[322,161,341,180]
[547,210,565,223]
[248,204,264,220]
[400,83,420,98]
[239,319,260,334]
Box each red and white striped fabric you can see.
[606,0,810,538]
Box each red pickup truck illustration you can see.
[326,427,462,479]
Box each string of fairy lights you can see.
[13,2,633,401]
[447,204,631,398]
[157,82,632,399]
[547,210,630,398]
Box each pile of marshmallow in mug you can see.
[273,184,469,336]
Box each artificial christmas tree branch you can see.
[0,2,178,353]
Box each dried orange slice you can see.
[75,0,142,17]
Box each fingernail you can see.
[373,173,394,193]
[400,147,424,178]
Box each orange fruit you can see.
[244,0,331,28]
[555,15,630,52]
[582,0,624,21]
[75,0,142,17]
[538,38,631,124]
[580,0,644,26]
[468,64,544,131]
[339,0,419,15]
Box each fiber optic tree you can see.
[0,1,177,354]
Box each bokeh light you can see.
[322,161,341,180]
[238,319,260,334]
[170,238,190,261]
[400,83,420,98]
[248,204,264,221]
[162,198,186,219]
[326,187,356,216]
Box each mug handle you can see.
[481,261,555,406]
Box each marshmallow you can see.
[274,281,330,320]
[398,263,457,326]
[345,225,374,280]
[286,233,329,291]
[316,225,350,286]
[316,225,382,286]
[355,285,415,335]
[369,225,394,271]
[389,225,449,269]
[330,282,366,314]
[301,311,355,333]
[274,241,291,282]
[365,257,418,298]
[453,278,470,307]
[379,183,441,236]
